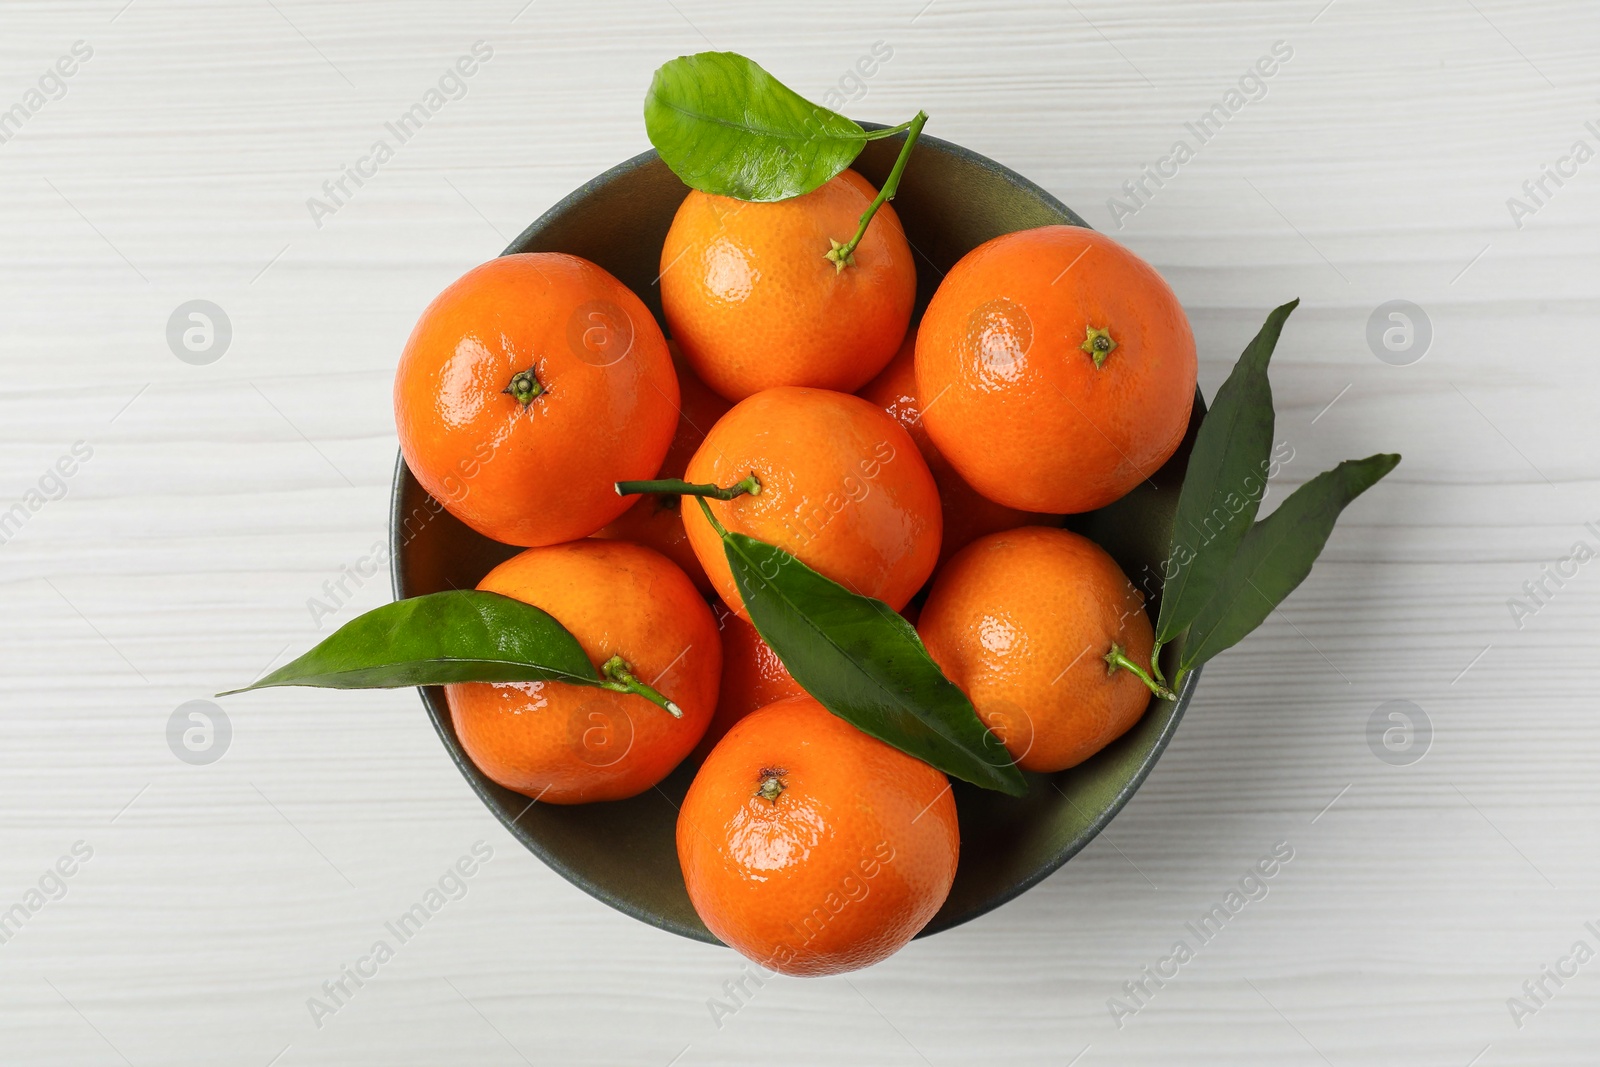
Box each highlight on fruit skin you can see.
[915,225,1198,515]
[446,539,721,804]
[677,695,959,976]
[394,252,680,548]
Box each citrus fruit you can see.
[594,344,731,594]
[446,540,720,804]
[858,325,1058,565]
[659,170,915,401]
[915,225,1196,514]
[690,606,805,762]
[395,252,679,547]
[917,526,1155,772]
[680,386,942,618]
[678,694,958,976]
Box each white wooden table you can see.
[3,0,1596,1062]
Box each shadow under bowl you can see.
[390,130,1202,944]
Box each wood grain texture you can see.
[1,0,1597,1062]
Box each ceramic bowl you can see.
[389,130,1201,942]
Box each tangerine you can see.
[679,387,941,618]
[917,526,1155,773]
[915,226,1196,514]
[395,253,679,547]
[446,540,720,804]
[660,170,915,401]
[678,694,958,976]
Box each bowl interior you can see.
[390,132,1200,943]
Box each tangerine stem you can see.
[599,654,681,718]
[616,475,761,501]
[1080,325,1118,368]
[825,110,928,272]
[1105,643,1176,702]
[503,368,543,406]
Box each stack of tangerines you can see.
[393,169,1196,976]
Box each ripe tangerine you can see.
[660,170,915,401]
[678,694,958,976]
[680,386,942,619]
[917,526,1156,773]
[446,540,720,803]
[916,226,1196,514]
[395,253,679,547]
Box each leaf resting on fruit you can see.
[696,499,1028,796]
[644,52,868,202]
[220,590,601,693]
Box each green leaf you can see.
[696,501,1027,796]
[1179,453,1401,673]
[220,590,600,693]
[644,52,867,201]
[1155,299,1298,646]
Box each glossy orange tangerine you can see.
[680,387,942,619]
[677,694,958,976]
[446,540,720,804]
[916,226,1196,514]
[395,253,679,547]
[917,526,1155,773]
[660,170,916,401]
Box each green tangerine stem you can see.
[1148,640,1168,685]
[600,655,682,718]
[615,475,761,501]
[1105,643,1176,702]
[1080,325,1118,368]
[758,771,785,802]
[825,110,928,272]
[503,368,543,406]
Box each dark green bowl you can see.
[389,131,1201,943]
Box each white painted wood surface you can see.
[1,0,1596,1062]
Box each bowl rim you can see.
[389,136,1200,944]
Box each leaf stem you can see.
[861,118,915,140]
[1105,644,1176,702]
[825,110,928,272]
[599,654,682,718]
[1148,640,1167,684]
[615,475,761,501]
[694,495,730,537]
